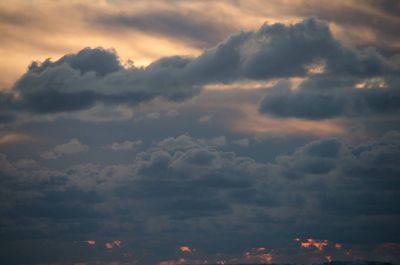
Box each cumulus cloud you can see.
[271,132,400,219]
[103,139,142,151]
[2,0,400,91]
[259,76,400,120]
[1,132,400,264]
[40,138,89,159]
[1,17,399,120]
[1,14,400,265]
[0,154,66,208]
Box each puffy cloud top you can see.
[1,17,399,121]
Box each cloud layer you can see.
[1,132,400,264]
[1,6,400,264]
[1,17,399,123]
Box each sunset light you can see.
[1,0,399,264]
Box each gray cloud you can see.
[96,9,236,49]
[2,4,400,265]
[366,0,400,18]
[233,138,250,147]
[2,17,399,119]
[27,47,123,77]
[259,76,400,120]
[40,138,89,159]
[103,139,142,151]
[1,132,400,263]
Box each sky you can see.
[0,0,400,264]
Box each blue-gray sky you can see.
[0,1,400,264]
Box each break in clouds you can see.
[0,9,400,265]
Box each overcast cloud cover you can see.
[0,1,400,264]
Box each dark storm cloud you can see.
[2,17,399,118]
[1,132,400,263]
[97,10,236,48]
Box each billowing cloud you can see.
[1,132,399,263]
[2,17,399,120]
[259,76,400,120]
[1,3,400,264]
[2,0,400,89]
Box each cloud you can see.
[233,138,250,147]
[97,8,236,49]
[103,140,142,151]
[197,115,212,124]
[0,132,31,145]
[366,0,400,18]
[1,132,400,263]
[271,132,400,222]
[197,136,227,147]
[1,13,400,264]
[259,76,400,120]
[91,134,261,221]
[155,134,227,151]
[27,47,123,76]
[2,17,398,120]
[145,112,160,120]
[40,138,89,159]
[0,154,67,210]
[165,109,179,117]
[2,0,400,91]
[6,48,200,114]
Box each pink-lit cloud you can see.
[86,240,96,246]
[180,246,193,253]
[300,238,329,251]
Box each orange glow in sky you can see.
[86,240,96,246]
[300,238,329,251]
[180,246,192,253]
